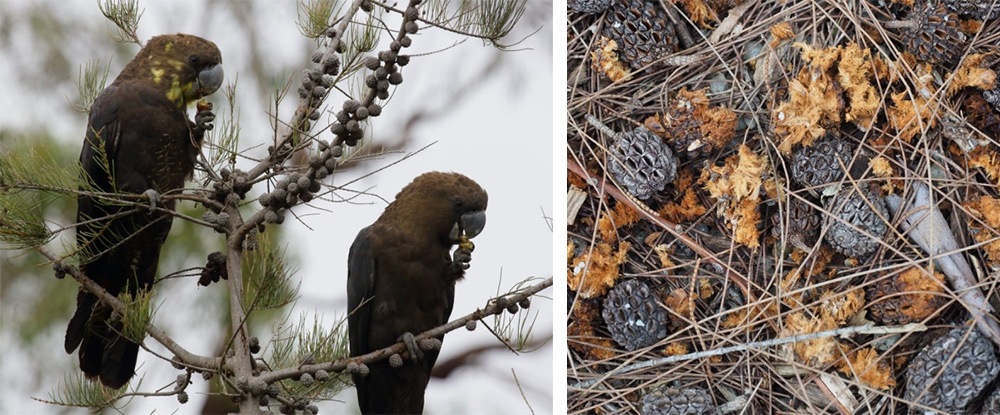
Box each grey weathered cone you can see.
[568,0,613,13]
[602,279,669,351]
[791,134,853,189]
[602,0,678,69]
[983,385,1000,415]
[823,185,889,258]
[642,386,719,415]
[899,2,967,64]
[864,270,949,325]
[606,126,678,200]
[904,326,1000,414]
[943,0,1000,20]
[663,105,710,160]
[771,197,821,252]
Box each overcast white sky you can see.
[0,0,554,413]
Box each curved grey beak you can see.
[197,64,224,97]
[449,210,486,242]
[459,210,486,239]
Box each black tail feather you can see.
[70,294,137,389]
[65,290,97,354]
[99,320,138,389]
[78,317,107,379]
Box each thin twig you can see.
[570,323,925,389]
[35,246,220,371]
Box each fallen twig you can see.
[885,181,1000,345]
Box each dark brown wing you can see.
[66,79,192,389]
[347,224,376,358]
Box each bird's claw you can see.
[449,247,473,272]
[398,332,423,361]
[142,189,160,213]
[195,103,215,132]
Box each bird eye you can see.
[453,199,463,208]
[189,55,199,65]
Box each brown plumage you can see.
[66,34,223,389]
[347,172,488,414]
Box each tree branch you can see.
[256,276,552,385]
[221,203,261,414]
[35,246,220,372]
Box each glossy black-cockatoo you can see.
[347,172,488,414]
[66,33,223,389]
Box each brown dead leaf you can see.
[838,43,881,129]
[836,347,896,390]
[677,0,716,27]
[770,22,794,46]
[965,196,1000,264]
[732,197,762,248]
[653,244,677,269]
[818,289,865,324]
[568,300,618,361]
[783,311,843,367]
[568,241,631,298]
[869,156,894,178]
[887,91,939,143]
[698,278,715,299]
[663,342,690,356]
[959,18,983,35]
[702,145,766,201]
[969,146,1000,185]
[665,288,694,320]
[659,186,707,223]
[592,37,631,83]
[948,53,997,96]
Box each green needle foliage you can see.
[491,276,548,353]
[296,0,343,39]
[424,0,528,49]
[243,233,299,311]
[118,287,153,344]
[455,0,527,45]
[268,313,352,399]
[0,146,77,191]
[0,191,54,250]
[207,80,242,171]
[36,372,132,411]
[72,58,111,115]
[0,147,76,249]
[98,0,143,45]
[348,10,380,55]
